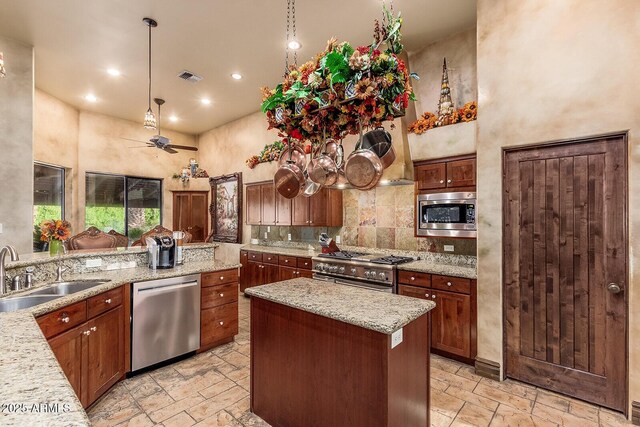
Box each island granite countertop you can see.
[245,278,435,334]
[397,260,477,279]
[0,259,239,427]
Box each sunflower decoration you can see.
[408,111,438,134]
[459,101,477,122]
[354,78,377,100]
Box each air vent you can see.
[177,70,203,83]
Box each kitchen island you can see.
[245,278,435,427]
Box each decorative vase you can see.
[49,239,63,256]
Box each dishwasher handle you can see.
[136,280,199,294]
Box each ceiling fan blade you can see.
[120,137,150,144]
[169,144,199,152]
[162,147,179,154]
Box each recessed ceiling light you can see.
[201,98,211,105]
[231,73,243,80]
[107,68,121,77]
[169,115,178,122]
[287,40,302,50]
[84,93,97,102]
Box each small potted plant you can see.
[40,219,71,256]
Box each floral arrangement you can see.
[409,101,477,135]
[246,140,286,169]
[39,219,71,242]
[260,5,416,143]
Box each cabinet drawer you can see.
[297,257,312,270]
[397,270,431,288]
[248,251,263,262]
[263,253,279,265]
[279,255,297,266]
[37,300,87,339]
[202,269,238,287]
[202,282,238,309]
[87,287,123,319]
[398,284,433,300]
[201,302,238,346]
[432,275,471,294]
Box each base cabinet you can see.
[200,269,239,352]
[240,250,312,292]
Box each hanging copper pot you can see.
[344,123,384,190]
[309,139,338,186]
[277,143,306,171]
[362,127,396,169]
[274,142,305,198]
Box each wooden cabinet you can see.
[39,287,125,408]
[398,271,477,364]
[200,269,239,352]
[247,182,342,227]
[414,155,476,192]
[172,191,209,242]
[240,250,313,292]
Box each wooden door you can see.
[246,185,262,225]
[189,192,208,242]
[279,266,298,281]
[85,306,125,406]
[261,184,276,225]
[246,261,263,289]
[431,290,471,358]
[48,323,85,406]
[298,269,313,279]
[446,158,476,188]
[309,188,328,226]
[415,163,446,190]
[291,196,309,226]
[275,191,292,226]
[504,135,627,412]
[263,263,280,284]
[173,192,191,232]
[239,251,249,292]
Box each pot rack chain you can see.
[284,0,298,75]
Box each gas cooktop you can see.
[317,251,414,265]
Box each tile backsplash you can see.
[251,185,477,256]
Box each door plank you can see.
[518,161,534,358]
[573,156,590,371]
[532,159,547,361]
[545,158,560,365]
[558,157,575,368]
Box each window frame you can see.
[84,171,163,236]
[34,161,66,220]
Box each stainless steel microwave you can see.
[416,192,477,238]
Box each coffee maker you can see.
[146,236,176,269]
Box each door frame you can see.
[501,131,629,415]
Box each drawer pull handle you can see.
[60,314,70,323]
[446,282,452,287]
[220,276,224,280]
[90,326,97,332]
[219,293,224,297]
[105,298,112,304]
[219,321,224,326]
[83,331,91,336]
[410,277,415,281]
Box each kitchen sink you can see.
[0,295,63,313]
[30,279,108,296]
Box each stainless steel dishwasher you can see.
[131,274,200,372]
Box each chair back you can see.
[68,227,117,251]
[107,230,129,248]
[131,225,173,246]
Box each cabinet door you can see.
[398,284,432,300]
[201,302,239,348]
[298,269,313,279]
[326,189,343,227]
[263,263,280,285]
[48,323,86,406]
[246,261,263,290]
[279,266,298,281]
[275,191,292,226]
[309,188,328,226]
[416,163,447,190]
[189,192,209,242]
[291,196,309,226]
[431,290,471,358]
[246,185,262,225]
[86,306,125,406]
[173,192,192,232]
[239,251,249,292]
[446,158,476,188]
[261,183,276,225]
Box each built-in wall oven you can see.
[416,192,476,238]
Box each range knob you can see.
[364,271,371,278]
[351,268,357,274]
[316,264,324,271]
[330,265,339,272]
[339,266,345,273]
[378,272,387,280]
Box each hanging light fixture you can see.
[143,17,158,129]
[0,52,6,78]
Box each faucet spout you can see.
[0,245,20,295]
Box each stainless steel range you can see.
[312,251,414,293]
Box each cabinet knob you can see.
[410,276,415,281]
[447,179,452,184]
[219,321,224,326]
[105,298,112,304]
[446,282,452,287]
[432,295,436,298]
[439,180,444,184]
[83,331,91,336]
[284,259,288,263]
[90,326,97,332]
[219,293,224,297]
[425,293,429,298]
[219,276,224,280]
[60,314,70,323]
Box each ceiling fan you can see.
[122,98,198,154]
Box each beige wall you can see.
[0,37,33,253]
[476,0,640,412]
[33,91,208,241]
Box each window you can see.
[34,163,65,251]
[85,173,162,241]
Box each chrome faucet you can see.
[0,245,19,295]
[55,257,68,282]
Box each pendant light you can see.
[143,17,158,129]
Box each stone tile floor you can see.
[88,293,633,426]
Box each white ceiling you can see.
[0,0,476,135]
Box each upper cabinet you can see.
[414,155,476,192]
[246,182,342,227]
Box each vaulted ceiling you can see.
[0,0,476,134]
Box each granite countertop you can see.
[0,259,238,427]
[245,278,435,334]
[397,260,477,279]
[241,244,317,258]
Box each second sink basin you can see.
[0,295,62,312]
[31,279,109,296]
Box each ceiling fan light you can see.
[144,108,157,129]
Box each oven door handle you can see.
[333,278,393,293]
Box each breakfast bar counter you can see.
[245,278,435,427]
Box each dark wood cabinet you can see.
[40,287,126,408]
[291,194,310,226]
[279,266,298,281]
[239,250,250,292]
[200,269,239,352]
[246,185,262,225]
[261,183,276,225]
[398,272,477,364]
[275,191,292,225]
[241,250,313,292]
[172,191,209,242]
[414,155,476,192]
